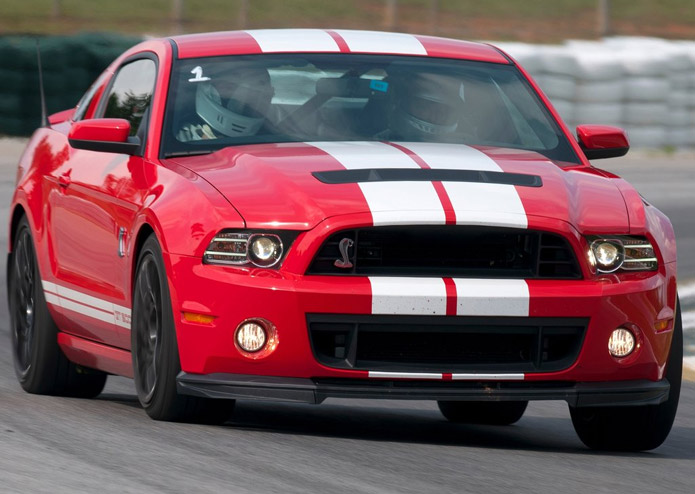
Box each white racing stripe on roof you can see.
[369,277,447,315]
[334,30,427,55]
[246,29,340,53]
[310,141,445,226]
[42,280,131,330]
[453,279,530,317]
[397,142,528,228]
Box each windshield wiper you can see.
[164,149,214,158]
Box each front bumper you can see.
[177,372,671,408]
[169,250,677,384]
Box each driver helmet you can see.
[391,72,464,140]
[195,66,274,137]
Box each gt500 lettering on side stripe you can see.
[42,281,131,330]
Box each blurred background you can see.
[0,0,693,144]
[2,0,695,40]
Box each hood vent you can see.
[312,168,542,187]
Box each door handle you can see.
[58,174,71,187]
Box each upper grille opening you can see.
[307,226,581,279]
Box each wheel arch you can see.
[130,221,157,294]
[8,204,28,254]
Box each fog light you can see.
[236,321,267,353]
[234,318,278,359]
[608,328,635,357]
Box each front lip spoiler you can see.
[177,372,670,408]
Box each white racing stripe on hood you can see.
[246,29,340,53]
[332,30,427,55]
[310,141,446,226]
[395,142,528,229]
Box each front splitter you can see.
[177,372,670,408]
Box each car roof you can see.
[170,29,511,64]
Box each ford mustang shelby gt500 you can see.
[9,29,681,451]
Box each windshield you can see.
[162,54,579,163]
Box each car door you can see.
[46,56,157,349]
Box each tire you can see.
[438,400,528,425]
[131,234,235,423]
[9,217,107,398]
[569,299,683,451]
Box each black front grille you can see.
[307,226,581,279]
[308,314,588,373]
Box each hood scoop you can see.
[312,168,543,187]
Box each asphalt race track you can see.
[1,139,694,493]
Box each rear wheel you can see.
[9,216,106,398]
[438,400,528,425]
[569,300,683,451]
[131,234,235,423]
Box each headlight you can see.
[587,236,657,274]
[248,234,283,267]
[204,230,294,268]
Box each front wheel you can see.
[131,234,235,423]
[569,299,683,451]
[438,400,528,425]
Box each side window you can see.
[73,71,110,122]
[102,58,156,136]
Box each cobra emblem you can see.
[334,238,354,269]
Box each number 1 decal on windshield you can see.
[188,66,211,82]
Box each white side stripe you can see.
[310,141,445,226]
[246,29,340,53]
[334,30,427,55]
[395,142,528,229]
[453,279,530,317]
[42,281,131,330]
[369,277,447,315]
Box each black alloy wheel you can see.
[9,216,106,397]
[132,234,235,423]
[10,224,37,379]
[133,255,162,404]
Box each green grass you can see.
[0,0,694,41]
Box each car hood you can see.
[168,141,630,233]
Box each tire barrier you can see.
[498,37,695,148]
[0,33,142,136]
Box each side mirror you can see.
[68,118,141,155]
[576,125,629,160]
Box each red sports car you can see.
[8,29,681,451]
